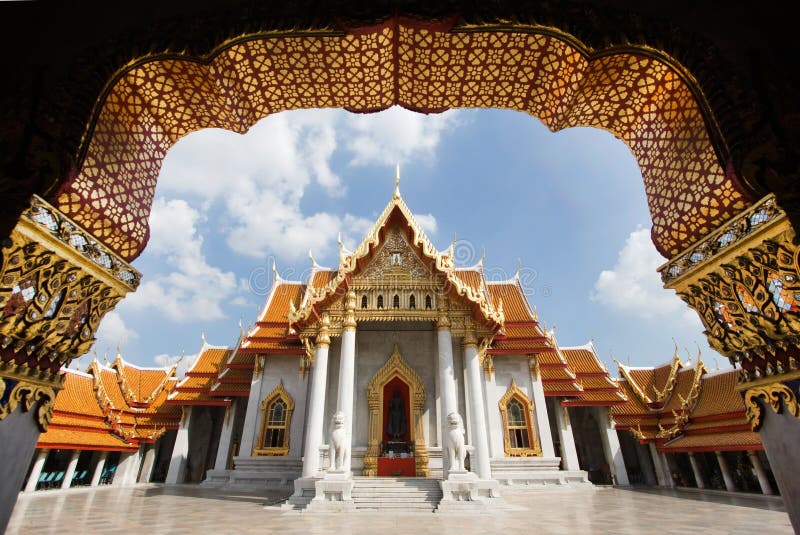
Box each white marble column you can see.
[463,332,491,479]
[596,406,629,485]
[748,450,774,495]
[554,401,580,471]
[301,317,331,478]
[483,356,503,457]
[137,444,156,483]
[24,449,49,492]
[213,402,239,470]
[239,358,265,456]
[528,356,556,458]
[436,311,458,474]
[334,291,357,473]
[715,451,736,492]
[61,450,80,489]
[113,450,138,486]
[649,444,675,487]
[688,452,706,489]
[166,406,192,484]
[90,451,108,487]
[649,444,667,486]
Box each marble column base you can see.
[306,471,355,512]
[437,471,505,512]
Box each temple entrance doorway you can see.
[380,378,414,477]
[363,345,430,477]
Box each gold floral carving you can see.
[743,382,799,431]
[498,379,542,457]
[661,195,800,385]
[253,380,294,456]
[363,344,429,477]
[0,377,57,431]
[0,196,139,372]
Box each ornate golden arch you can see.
[253,380,294,456]
[363,344,429,476]
[498,379,542,457]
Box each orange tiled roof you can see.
[38,427,138,451]
[612,354,762,453]
[167,343,235,406]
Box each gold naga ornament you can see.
[0,195,140,429]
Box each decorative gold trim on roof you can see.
[652,350,684,404]
[656,360,707,439]
[744,382,799,431]
[287,191,504,328]
[0,376,56,432]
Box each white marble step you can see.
[351,477,442,511]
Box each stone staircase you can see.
[351,477,442,512]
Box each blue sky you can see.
[81,107,725,374]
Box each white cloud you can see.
[156,108,458,262]
[94,311,138,351]
[591,227,701,325]
[414,213,438,235]
[124,198,237,322]
[154,353,197,378]
[346,107,460,167]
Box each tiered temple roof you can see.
[612,351,761,453]
[37,353,182,451]
[166,340,235,406]
[37,369,138,452]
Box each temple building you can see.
[17,186,779,511]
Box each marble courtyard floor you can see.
[7,484,792,534]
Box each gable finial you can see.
[394,164,401,199]
[516,257,523,279]
[309,248,315,267]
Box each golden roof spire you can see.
[393,164,401,199]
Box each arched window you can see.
[361,295,368,309]
[425,294,432,309]
[498,379,541,457]
[255,381,294,456]
[506,398,530,449]
[393,294,400,308]
[377,295,384,309]
[409,295,416,309]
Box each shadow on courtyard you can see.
[618,485,786,512]
[141,484,292,507]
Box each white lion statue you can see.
[446,412,466,472]
[329,411,348,471]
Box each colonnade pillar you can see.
[301,316,331,478]
[436,309,458,475]
[553,401,580,471]
[688,452,706,489]
[715,451,736,492]
[61,450,80,489]
[334,291,357,474]
[596,407,629,485]
[166,406,192,484]
[90,451,108,487]
[748,451,774,495]
[213,401,239,470]
[138,444,156,483]
[463,331,491,479]
[24,449,49,492]
[649,444,669,487]
[528,356,555,458]
[239,358,265,457]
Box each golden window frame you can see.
[253,380,294,456]
[498,378,542,457]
